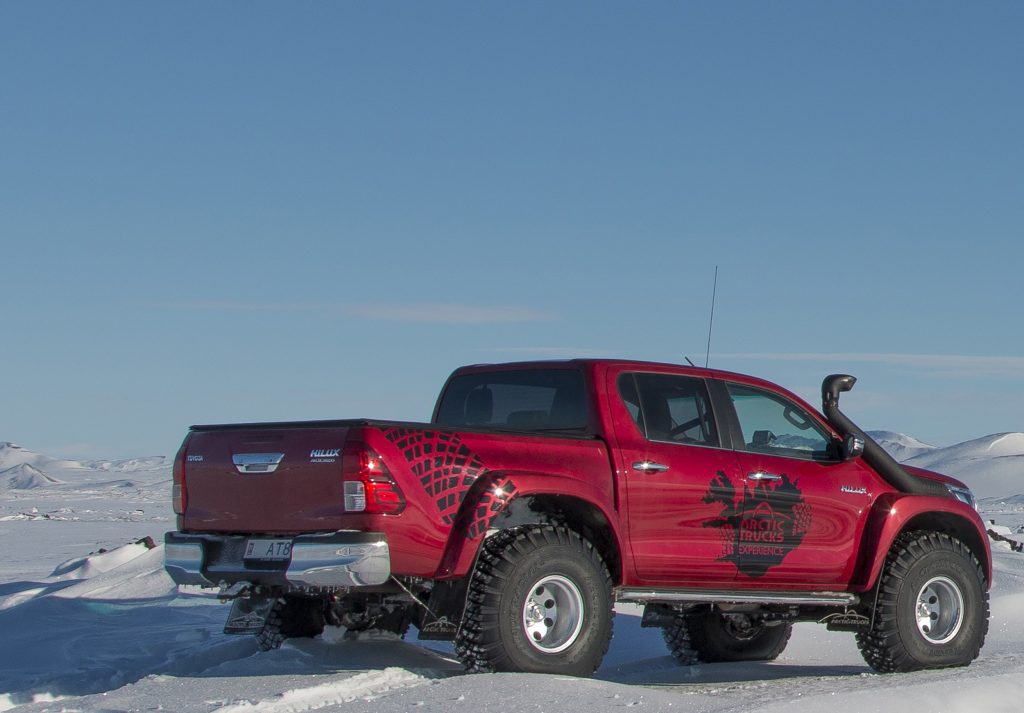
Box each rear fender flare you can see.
[858,495,992,591]
[436,471,622,580]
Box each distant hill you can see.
[0,463,64,490]
[866,431,937,462]
[0,442,169,490]
[903,433,1024,501]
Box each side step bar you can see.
[616,587,859,607]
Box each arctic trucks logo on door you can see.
[702,470,812,578]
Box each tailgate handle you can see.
[233,452,285,474]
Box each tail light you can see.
[172,444,188,515]
[342,441,405,514]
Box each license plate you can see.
[244,539,293,561]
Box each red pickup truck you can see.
[165,360,990,676]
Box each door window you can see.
[725,383,834,461]
[619,373,719,447]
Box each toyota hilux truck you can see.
[165,360,990,677]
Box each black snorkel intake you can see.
[822,374,948,497]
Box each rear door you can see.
[609,367,742,586]
[717,381,877,587]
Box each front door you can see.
[720,382,877,588]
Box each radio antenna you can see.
[704,265,718,368]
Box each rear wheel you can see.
[663,608,792,664]
[256,595,326,651]
[856,531,988,672]
[455,526,613,676]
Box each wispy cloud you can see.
[716,352,1024,379]
[162,300,554,325]
[161,300,320,311]
[346,303,554,324]
[481,346,614,358]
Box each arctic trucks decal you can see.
[702,470,812,577]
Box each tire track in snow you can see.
[212,668,435,713]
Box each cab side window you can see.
[726,383,834,461]
[618,373,719,447]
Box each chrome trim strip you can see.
[615,587,858,607]
[232,452,285,474]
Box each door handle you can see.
[632,461,669,473]
[746,471,781,481]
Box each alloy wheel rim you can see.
[521,575,585,653]
[915,575,964,644]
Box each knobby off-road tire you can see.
[663,607,792,664]
[455,525,614,676]
[256,596,327,651]
[856,531,988,672]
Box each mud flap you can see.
[417,617,459,640]
[416,578,468,641]
[819,611,871,632]
[224,597,276,635]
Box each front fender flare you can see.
[856,494,992,591]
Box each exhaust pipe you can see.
[822,374,947,496]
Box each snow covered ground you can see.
[1,436,1023,713]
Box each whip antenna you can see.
[705,266,718,368]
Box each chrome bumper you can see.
[163,531,391,589]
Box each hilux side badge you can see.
[840,485,868,495]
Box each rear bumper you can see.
[163,530,390,589]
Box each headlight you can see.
[946,484,977,510]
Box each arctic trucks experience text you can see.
[165,360,990,676]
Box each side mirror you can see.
[842,433,865,461]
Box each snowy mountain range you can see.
[2,432,1020,499]
[0,442,169,492]
[864,431,1024,499]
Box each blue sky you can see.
[2,1,1022,459]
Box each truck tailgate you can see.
[182,425,351,533]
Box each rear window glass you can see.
[434,369,589,432]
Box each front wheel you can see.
[856,531,988,672]
[455,526,613,676]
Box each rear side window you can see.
[434,369,588,432]
[619,373,719,447]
